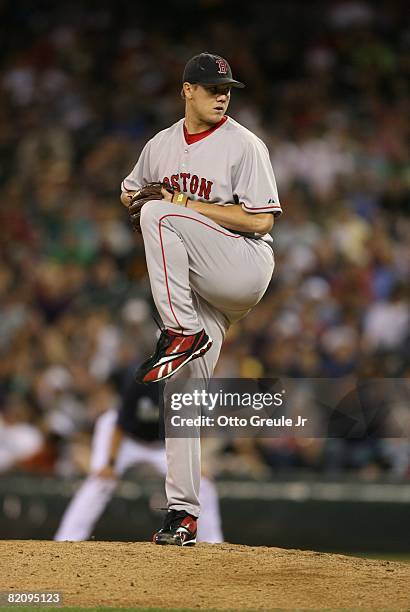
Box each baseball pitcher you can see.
[120,52,282,545]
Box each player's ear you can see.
[183,82,194,100]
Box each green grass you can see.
[0,608,220,612]
[344,552,410,562]
[0,608,373,612]
[0,608,251,612]
[0,609,362,612]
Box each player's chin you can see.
[208,110,226,123]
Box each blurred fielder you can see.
[54,377,223,543]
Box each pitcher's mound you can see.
[1,541,409,609]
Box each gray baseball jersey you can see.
[121,115,280,518]
[122,116,282,242]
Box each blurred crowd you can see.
[0,0,409,479]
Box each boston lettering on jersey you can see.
[163,173,214,200]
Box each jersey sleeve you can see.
[233,138,282,216]
[121,140,153,192]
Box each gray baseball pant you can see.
[140,200,274,517]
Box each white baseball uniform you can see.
[122,115,281,517]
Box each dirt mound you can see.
[1,541,409,609]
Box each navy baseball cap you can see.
[183,52,245,88]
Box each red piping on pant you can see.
[158,213,243,334]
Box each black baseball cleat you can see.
[153,510,197,546]
[135,328,212,384]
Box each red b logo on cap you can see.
[216,58,228,74]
